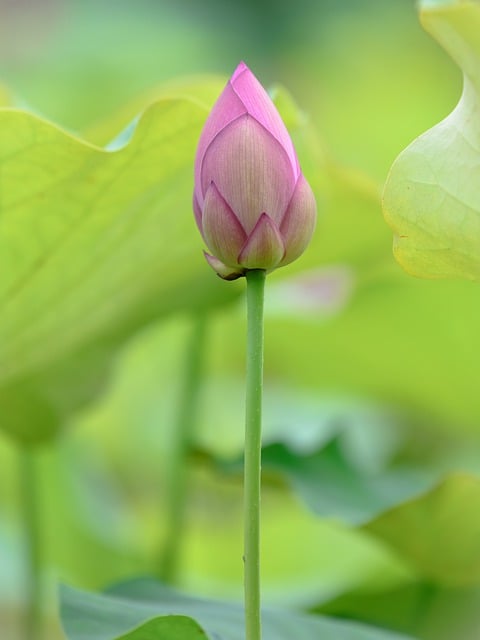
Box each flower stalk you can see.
[244,269,266,640]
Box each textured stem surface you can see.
[244,269,266,640]
[20,447,42,640]
[159,314,208,582]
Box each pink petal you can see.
[279,174,317,266]
[201,115,295,234]
[204,252,245,280]
[193,191,203,232]
[201,182,247,266]
[194,82,246,206]
[230,62,300,180]
[238,213,285,269]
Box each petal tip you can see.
[238,213,285,270]
[204,252,245,281]
[231,61,249,83]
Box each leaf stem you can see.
[244,269,266,640]
[20,446,42,640]
[159,313,208,582]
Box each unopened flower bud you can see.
[193,62,317,280]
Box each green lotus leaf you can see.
[60,579,416,640]
[0,97,240,443]
[383,0,480,280]
[0,101,238,386]
[115,616,208,640]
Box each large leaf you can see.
[0,101,237,385]
[60,579,416,640]
[0,98,240,442]
[365,473,480,586]
[383,0,480,280]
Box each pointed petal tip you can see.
[204,252,245,281]
[227,63,300,180]
[231,61,249,83]
[238,213,285,270]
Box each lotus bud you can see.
[193,61,317,280]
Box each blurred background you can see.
[2,1,480,639]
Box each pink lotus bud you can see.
[193,62,317,280]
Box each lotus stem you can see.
[244,269,266,640]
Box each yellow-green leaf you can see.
[383,0,480,280]
[0,99,239,443]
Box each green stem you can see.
[159,313,208,582]
[244,269,266,640]
[20,446,42,640]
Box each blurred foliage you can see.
[366,473,480,587]
[319,582,480,640]
[1,0,480,639]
